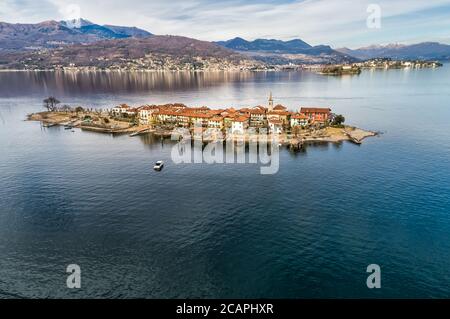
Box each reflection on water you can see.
[0,71,272,96]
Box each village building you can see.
[112,104,129,117]
[248,107,267,127]
[189,113,214,127]
[155,109,181,124]
[114,94,333,134]
[268,119,283,134]
[266,98,291,126]
[172,112,190,127]
[208,117,224,129]
[300,107,332,123]
[273,104,287,112]
[139,105,160,125]
[267,111,291,126]
[231,116,249,134]
[112,104,138,118]
[223,114,236,128]
[290,113,309,128]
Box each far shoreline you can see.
[2,62,446,74]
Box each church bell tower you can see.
[268,92,274,112]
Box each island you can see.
[315,58,442,76]
[318,65,362,75]
[28,95,378,149]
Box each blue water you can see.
[0,67,449,298]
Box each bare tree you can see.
[43,97,60,112]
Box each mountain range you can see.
[0,18,151,52]
[216,37,312,53]
[215,37,356,64]
[0,18,449,70]
[337,42,450,61]
[0,35,262,71]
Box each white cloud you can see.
[58,3,82,21]
[1,0,449,47]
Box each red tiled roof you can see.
[300,107,331,114]
[254,105,267,111]
[140,105,160,111]
[154,110,180,116]
[273,104,287,111]
[249,108,266,114]
[233,116,249,123]
[292,114,309,119]
[185,112,214,119]
[267,111,291,116]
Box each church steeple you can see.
[268,92,274,111]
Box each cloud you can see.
[58,3,82,21]
[0,0,58,22]
[1,0,449,47]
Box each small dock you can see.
[345,128,377,145]
[289,138,306,151]
[42,122,57,128]
[347,135,363,145]
[129,128,151,137]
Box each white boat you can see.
[153,161,164,171]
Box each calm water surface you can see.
[0,67,449,298]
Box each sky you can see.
[1,0,450,48]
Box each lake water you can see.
[0,67,449,298]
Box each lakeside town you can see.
[303,58,443,75]
[9,57,443,74]
[29,94,377,148]
[354,58,443,69]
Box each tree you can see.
[75,106,84,114]
[60,104,72,112]
[43,97,60,112]
[332,114,345,127]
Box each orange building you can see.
[300,107,332,123]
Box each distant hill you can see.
[216,37,357,64]
[0,35,264,71]
[103,25,152,38]
[5,18,448,68]
[216,37,312,53]
[0,19,152,52]
[337,42,450,61]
